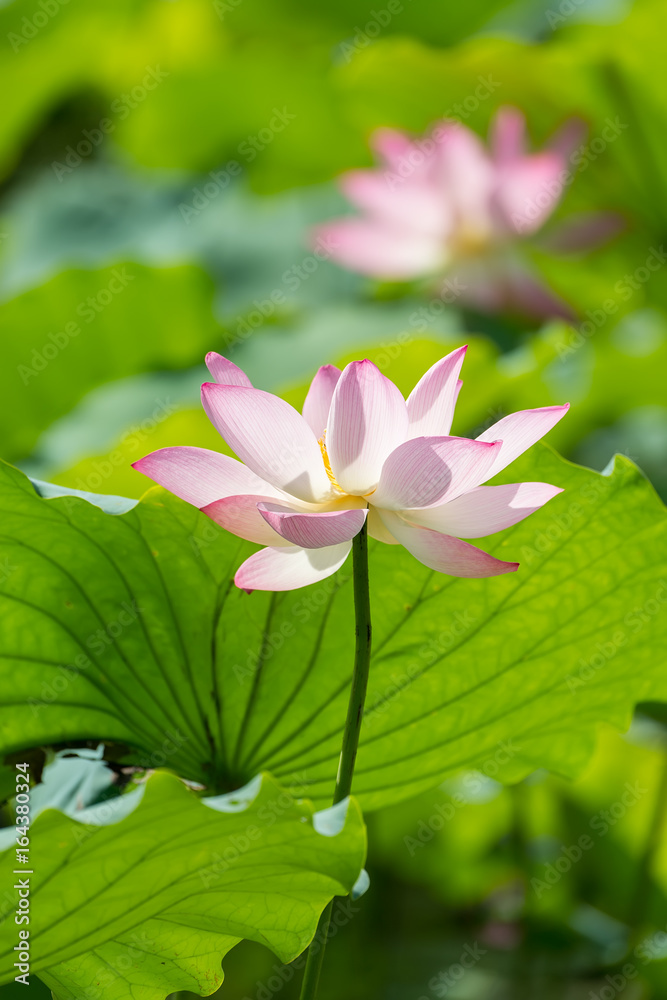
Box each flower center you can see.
[451,222,492,257]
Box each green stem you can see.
[297,901,333,1000]
[299,520,372,1000]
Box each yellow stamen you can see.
[318,431,344,493]
[451,224,491,257]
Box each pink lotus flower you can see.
[133,349,568,592]
[315,107,619,320]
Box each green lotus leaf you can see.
[0,770,365,1000]
[0,447,665,811]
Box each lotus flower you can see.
[133,348,568,592]
[315,107,619,320]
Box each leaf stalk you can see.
[298,520,372,1000]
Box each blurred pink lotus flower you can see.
[315,107,619,320]
[133,348,568,592]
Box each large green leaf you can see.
[0,263,222,463]
[0,0,515,186]
[3,0,666,216]
[0,449,665,810]
[0,770,365,999]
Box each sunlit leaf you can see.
[0,770,365,1000]
[0,445,665,810]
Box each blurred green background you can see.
[1,0,667,996]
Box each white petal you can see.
[257,504,367,549]
[379,511,519,578]
[406,345,467,438]
[490,106,527,164]
[367,506,400,544]
[476,405,570,478]
[235,543,352,592]
[201,383,333,504]
[327,360,409,496]
[435,124,497,239]
[312,219,444,279]
[404,482,563,538]
[340,169,449,237]
[132,447,281,507]
[302,365,341,439]
[495,152,568,235]
[372,436,502,510]
[205,353,253,386]
[201,495,293,546]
